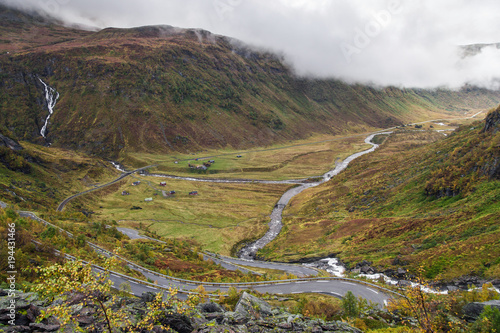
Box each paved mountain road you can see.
[56,165,155,212]
[1,130,406,307]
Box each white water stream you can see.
[38,78,59,138]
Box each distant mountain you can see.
[461,42,500,57]
[1,4,500,157]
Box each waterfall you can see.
[38,78,59,138]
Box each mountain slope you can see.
[261,107,500,280]
[1,4,500,157]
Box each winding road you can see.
[0,97,487,308]
[1,130,411,306]
[5,201,397,305]
[56,165,155,212]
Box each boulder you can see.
[360,265,375,274]
[193,323,248,332]
[234,292,273,318]
[141,291,157,303]
[1,326,31,332]
[200,301,224,314]
[223,311,248,325]
[396,267,407,278]
[158,312,193,333]
[356,260,372,268]
[453,275,484,289]
[26,304,40,323]
[463,300,500,321]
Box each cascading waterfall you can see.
[38,78,59,138]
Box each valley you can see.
[1,3,500,332]
[52,109,497,280]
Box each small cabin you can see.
[145,197,153,202]
[209,160,215,163]
[197,165,207,171]
[159,182,167,186]
[132,181,141,186]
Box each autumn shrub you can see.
[302,299,342,320]
[471,305,500,333]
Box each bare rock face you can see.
[234,292,274,318]
[480,108,500,179]
[463,300,500,321]
[0,133,23,151]
[483,108,500,134]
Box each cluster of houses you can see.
[188,159,215,171]
[122,179,198,200]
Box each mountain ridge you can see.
[1,4,500,158]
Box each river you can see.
[238,132,392,259]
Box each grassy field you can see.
[86,132,392,253]
[87,175,290,254]
[124,133,386,180]
[74,120,484,257]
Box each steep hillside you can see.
[262,107,500,281]
[1,5,500,158]
[0,131,119,212]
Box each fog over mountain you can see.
[3,0,500,89]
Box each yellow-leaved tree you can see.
[28,254,197,332]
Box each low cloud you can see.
[3,0,500,89]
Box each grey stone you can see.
[0,133,23,151]
[234,292,273,318]
[200,301,224,313]
[158,312,193,333]
[76,315,94,326]
[194,323,248,332]
[463,300,500,320]
[223,311,248,325]
[2,326,31,333]
[29,322,61,331]
[26,304,40,323]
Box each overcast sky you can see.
[4,0,500,89]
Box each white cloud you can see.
[2,0,500,88]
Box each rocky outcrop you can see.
[0,289,364,333]
[0,133,23,151]
[463,300,500,321]
[482,107,500,133]
[195,294,363,333]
